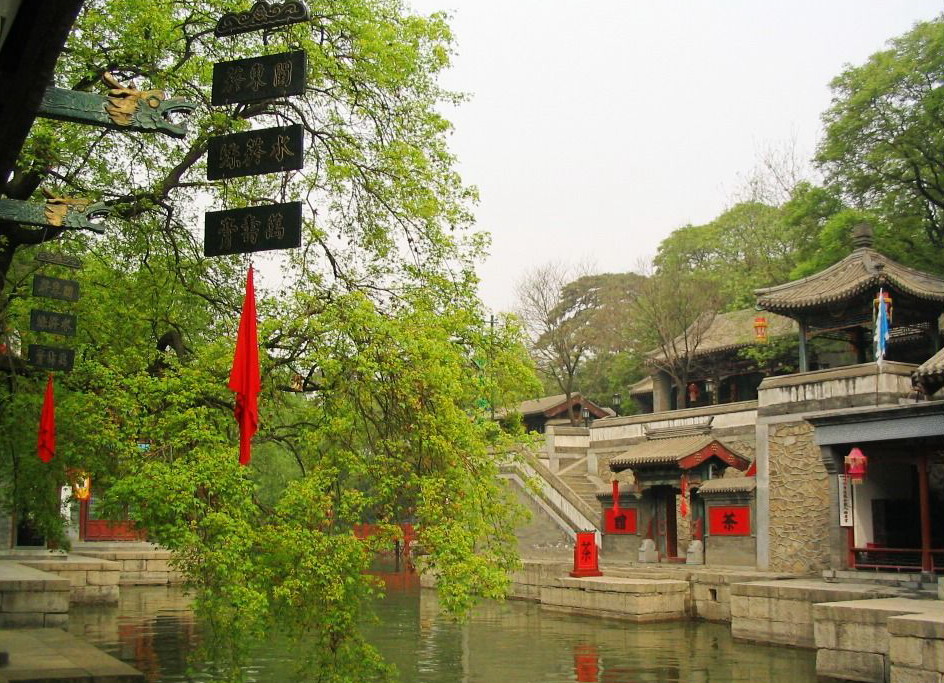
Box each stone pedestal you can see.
[686,540,704,565]
[638,538,658,563]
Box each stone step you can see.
[4,555,120,606]
[0,627,144,681]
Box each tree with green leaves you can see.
[817,15,944,252]
[0,1,539,680]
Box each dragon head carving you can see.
[42,189,111,234]
[103,73,197,139]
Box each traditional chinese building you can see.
[566,224,944,574]
[640,308,796,413]
[511,393,612,434]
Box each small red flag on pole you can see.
[228,267,260,465]
[37,375,56,463]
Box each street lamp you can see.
[581,406,590,428]
[612,392,622,416]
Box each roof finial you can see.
[852,223,874,249]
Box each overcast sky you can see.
[405,0,944,313]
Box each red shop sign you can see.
[570,531,603,577]
[604,507,637,534]
[708,505,751,536]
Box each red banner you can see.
[708,505,751,536]
[604,507,637,534]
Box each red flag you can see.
[679,474,689,518]
[37,375,56,463]
[228,267,260,465]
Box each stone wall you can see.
[72,548,184,585]
[0,562,70,628]
[767,420,830,573]
[15,556,121,604]
[889,612,944,683]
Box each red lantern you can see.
[873,291,893,324]
[687,383,700,403]
[754,316,769,343]
[71,472,91,501]
[844,447,868,485]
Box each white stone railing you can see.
[590,401,759,446]
[500,454,601,548]
[757,362,918,410]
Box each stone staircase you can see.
[555,456,605,515]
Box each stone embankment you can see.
[70,542,184,586]
[445,560,944,683]
[0,562,69,628]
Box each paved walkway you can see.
[0,628,142,682]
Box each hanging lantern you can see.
[753,316,769,343]
[71,473,91,501]
[873,291,893,324]
[844,447,868,485]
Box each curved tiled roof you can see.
[912,347,944,394]
[646,308,796,363]
[754,248,944,313]
[697,477,756,494]
[609,434,714,469]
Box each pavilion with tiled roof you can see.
[754,224,944,371]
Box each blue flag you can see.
[874,289,890,363]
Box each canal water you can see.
[68,571,817,683]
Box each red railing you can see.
[851,546,944,572]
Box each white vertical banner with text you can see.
[837,474,854,528]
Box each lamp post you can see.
[612,392,622,416]
[581,406,590,428]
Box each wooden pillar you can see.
[652,371,673,413]
[853,327,867,364]
[917,455,933,572]
[798,321,809,372]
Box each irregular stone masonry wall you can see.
[767,421,830,573]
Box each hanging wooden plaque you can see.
[32,275,80,301]
[30,309,77,337]
[204,201,302,256]
[28,344,75,371]
[207,124,304,180]
[35,251,83,269]
[211,50,307,106]
[215,1,310,37]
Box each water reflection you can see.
[68,570,816,683]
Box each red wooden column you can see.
[917,455,933,572]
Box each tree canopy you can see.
[0,1,539,680]
[817,15,944,251]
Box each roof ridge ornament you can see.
[215,1,311,37]
[852,222,874,250]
